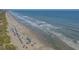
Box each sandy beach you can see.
[6,12,54,50]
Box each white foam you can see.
[10,12,79,49]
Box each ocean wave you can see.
[10,12,79,49]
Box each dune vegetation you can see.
[0,10,16,50]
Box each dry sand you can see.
[6,12,54,50]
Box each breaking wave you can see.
[10,11,79,49]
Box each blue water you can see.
[9,9,79,50]
[12,10,79,27]
[11,10,79,42]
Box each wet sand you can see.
[6,11,75,50]
[6,12,54,50]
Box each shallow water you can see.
[10,10,79,49]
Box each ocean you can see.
[11,10,79,49]
[12,10,79,26]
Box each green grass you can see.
[0,10,16,50]
[5,44,16,50]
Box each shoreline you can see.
[6,12,54,50]
[6,11,75,50]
